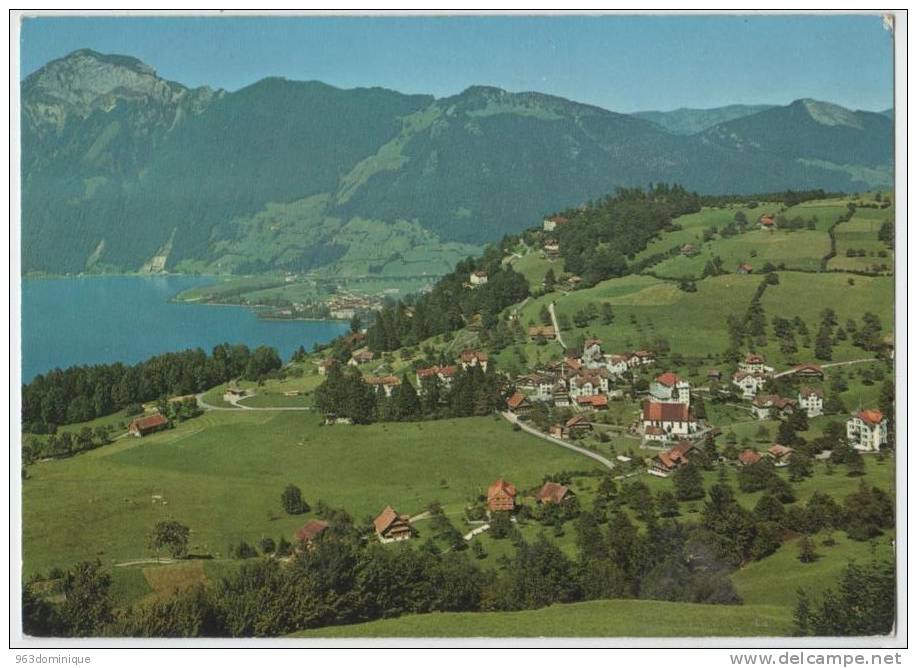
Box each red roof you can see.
[365,375,401,386]
[857,409,884,425]
[759,215,775,226]
[130,413,168,431]
[799,385,824,398]
[565,415,591,428]
[655,371,680,387]
[738,263,753,272]
[745,353,764,364]
[487,478,517,501]
[373,506,405,535]
[793,363,824,375]
[642,400,691,422]
[296,520,330,543]
[417,366,440,378]
[564,356,583,371]
[438,365,458,377]
[584,338,602,349]
[536,482,570,504]
[738,449,762,466]
[461,350,488,363]
[768,444,794,458]
[506,392,527,410]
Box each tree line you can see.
[22,343,282,432]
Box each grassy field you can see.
[22,411,602,577]
[290,598,792,637]
[828,206,894,273]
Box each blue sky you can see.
[20,14,894,112]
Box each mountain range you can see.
[21,49,894,276]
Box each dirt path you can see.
[548,301,567,350]
[501,411,615,471]
[195,392,313,412]
[772,357,877,378]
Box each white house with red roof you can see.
[732,370,767,399]
[846,409,888,451]
[568,370,610,398]
[738,353,772,375]
[460,350,488,372]
[650,372,691,405]
[641,400,699,441]
[469,270,488,287]
[758,214,777,230]
[605,354,630,376]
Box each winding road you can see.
[501,411,615,471]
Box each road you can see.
[501,411,615,471]
[772,357,878,379]
[548,301,567,349]
[195,392,313,412]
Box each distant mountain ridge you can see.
[632,104,777,135]
[21,50,894,275]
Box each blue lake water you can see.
[20,276,349,382]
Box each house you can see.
[650,372,691,405]
[528,325,557,342]
[738,449,763,466]
[576,394,609,410]
[460,350,489,372]
[641,400,698,440]
[648,440,695,477]
[738,353,771,375]
[535,481,573,505]
[416,365,441,386]
[798,386,824,418]
[128,413,169,438]
[223,387,247,403]
[707,369,722,382]
[680,243,699,256]
[506,392,530,413]
[487,479,517,512]
[751,395,797,420]
[759,215,776,230]
[374,506,413,542]
[348,348,375,366]
[582,339,604,366]
[791,363,825,381]
[543,239,561,257]
[437,365,458,386]
[643,425,667,443]
[543,215,568,232]
[342,331,367,348]
[605,354,630,376]
[634,350,656,366]
[549,423,569,439]
[568,370,610,398]
[365,375,401,397]
[469,270,489,287]
[766,444,794,467]
[733,371,767,399]
[737,263,753,274]
[295,519,330,548]
[563,356,583,374]
[552,381,570,407]
[846,409,888,452]
[316,358,337,376]
[565,414,593,435]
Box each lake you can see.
[20,276,350,382]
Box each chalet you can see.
[798,386,824,418]
[128,413,169,438]
[680,243,699,256]
[791,363,825,381]
[460,350,489,372]
[738,353,771,375]
[506,392,530,413]
[738,449,763,466]
[643,425,666,443]
[846,409,888,452]
[563,356,584,374]
[342,331,367,348]
[487,479,517,512]
[295,519,330,548]
[535,481,573,505]
[766,444,794,467]
[650,372,691,405]
[568,370,610,398]
[549,423,569,440]
[374,506,413,542]
[416,365,441,386]
[737,263,753,274]
[528,325,557,342]
[751,395,797,420]
[582,339,604,366]
[605,354,630,376]
[365,375,401,397]
[223,387,247,403]
[543,215,568,232]
[576,394,609,410]
[634,350,656,366]
[566,275,583,288]
[707,369,722,381]
[733,371,767,399]
[543,239,561,257]
[648,440,695,477]
[641,400,698,440]
[348,348,375,366]
[758,215,776,230]
[469,270,489,287]
[316,358,337,376]
[437,365,458,386]
[565,414,593,435]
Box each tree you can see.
[657,490,680,518]
[349,314,362,333]
[673,463,705,501]
[543,268,556,292]
[797,535,818,563]
[281,484,309,515]
[845,449,866,477]
[754,493,785,523]
[59,560,114,636]
[394,375,421,420]
[259,537,276,554]
[149,520,190,559]
[601,302,614,325]
[787,452,814,481]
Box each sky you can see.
[19,14,895,113]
